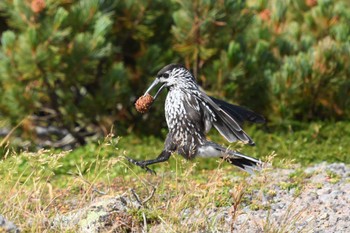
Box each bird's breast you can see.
[165,89,204,138]
[165,90,187,130]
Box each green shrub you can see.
[0,0,349,147]
[0,0,128,144]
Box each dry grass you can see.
[0,134,321,232]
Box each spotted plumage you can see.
[127,63,265,174]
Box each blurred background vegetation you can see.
[0,0,349,153]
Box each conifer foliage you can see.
[0,0,349,145]
[0,0,126,144]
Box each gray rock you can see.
[0,214,20,233]
[51,195,141,233]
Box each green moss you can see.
[326,170,341,184]
[249,203,260,211]
[128,208,160,225]
[278,181,299,191]
[266,189,277,199]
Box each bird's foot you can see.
[125,157,156,175]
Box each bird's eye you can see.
[162,73,169,78]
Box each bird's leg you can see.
[126,150,172,174]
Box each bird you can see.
[128,63,265,174]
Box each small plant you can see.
[228,182,245,231]
[260,203,307,233]
[326,170,341,184]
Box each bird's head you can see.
[143,63,196,100]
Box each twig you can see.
[92,188,108,195]
[130,186,157,207]
[131,189,143,207]
[142,186,156,205]
[0,118,25,147]
[142,212,147,233]
[130,186,157,232]
[67,171,109,195]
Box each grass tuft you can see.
[0,121,349,231]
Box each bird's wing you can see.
[196,92,263,145]
[209,96,265,126]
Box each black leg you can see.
[126,150,172,174]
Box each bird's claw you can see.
[125,157,156,175]
[143,166,157,175]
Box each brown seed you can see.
[259,9,271,22]
[31,0,46,13]
[305,0,317,7]
[135,94,154,113]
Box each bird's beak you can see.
[144,78,166,100]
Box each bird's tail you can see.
[197,141,262,173]
[221,150,262,174]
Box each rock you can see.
[221,162,350,232]
[0,214,20,233]
[319,213,329,221]
[51,195,141,233]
